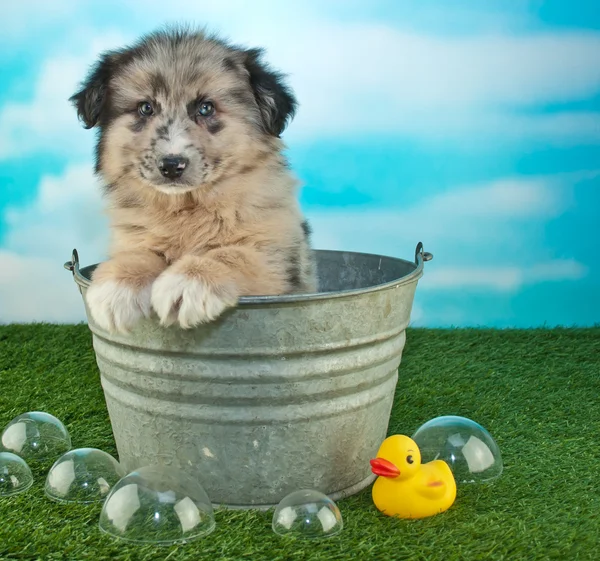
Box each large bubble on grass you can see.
[272,489,343,539]
[1,412,71,464]
[99,465,216,545]
[0,452,34,497]
[45,448,126,504]
[412,415,502,484]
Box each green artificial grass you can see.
[0,325,599,560]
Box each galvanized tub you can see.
[65,242,432,508]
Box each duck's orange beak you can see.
[370,458,400,478]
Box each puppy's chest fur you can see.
[111,186,311,264]
[113,204,256,262]
[109,197,317,296]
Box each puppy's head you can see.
[70,27,296,195]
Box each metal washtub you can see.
[65,242,432,508]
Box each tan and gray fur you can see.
[71,27,317,333]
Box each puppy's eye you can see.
[138,102,154,117]
[407,455,414,464]
[197,101,215,117]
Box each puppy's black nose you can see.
[158,156,188,179]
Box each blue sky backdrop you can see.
[0,0,598,327]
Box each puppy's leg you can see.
[86,250,166,333]
[151,247,287,328]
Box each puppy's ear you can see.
[69,52,118,129]
[244,48,297,137]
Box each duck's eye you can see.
[406,455,414,464]
[138,101,154,117]
[197,101,215,117]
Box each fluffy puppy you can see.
[70,27,317,333]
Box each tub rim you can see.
[64,242,432,305]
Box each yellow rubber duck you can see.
[370,434,456,519]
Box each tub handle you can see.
[64,248,80,276]
[64,245,432,280]
[415,242,433,265]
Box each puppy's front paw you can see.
[86,280,153,333]
[151,273,239,328]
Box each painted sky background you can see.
[0,0,598,327]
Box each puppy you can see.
[70,27,317,333]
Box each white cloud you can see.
[1,12,600,158]
[421,260,588,292]
[307,173,591,293]
[280,26,600,143]
[0,0,75,42]
[414,176,567,218]
[307,174,574,256]
[4,165,108,257]
[282,27,600,107]
[309,109,600,146]
[0,32,131,159]
[0,251,87,323]
[0,164,109,324]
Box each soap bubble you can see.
[45,448,126,504]
[99,465,215,545]
[412,415,502,484]
[272,489,343,539]
[1,412,71,464]
[0,452,34,497]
